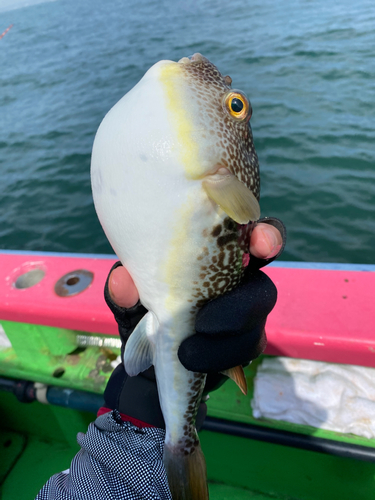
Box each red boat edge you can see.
[0,249,374,367]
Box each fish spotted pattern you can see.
[178,56,260,196]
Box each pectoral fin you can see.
[221,365,248,395]
[202,173,260,224]
[123,311,156,376]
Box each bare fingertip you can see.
[108,267,139,308]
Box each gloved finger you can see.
[193,270,277,337]
[178,321,267,373]
[203,373,228,395]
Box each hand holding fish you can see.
[103,217,284,409]
[108,222,283,308]
[102,217,284,498]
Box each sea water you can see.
[0,0,374,263]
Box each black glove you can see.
[104,217,286,429]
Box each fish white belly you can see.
[91,63,221,317]
[93,150,224,319]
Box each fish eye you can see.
[224,91,252,121]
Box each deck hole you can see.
[54,269,94,297]
[14,269,45,289]
[52,367,65,378]
[4,439,12,448]
[67,276,79,286]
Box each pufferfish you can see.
[91,53,260,500]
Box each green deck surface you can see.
[0,320,120,394]
[1,390,375,499]
[1,319,375,499]
[2,319,374,450]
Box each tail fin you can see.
[164,441,209,500]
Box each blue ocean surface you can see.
[0,0,374,263]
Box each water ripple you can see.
[0,0,374,263]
